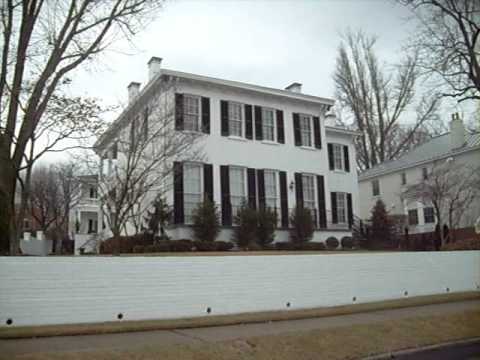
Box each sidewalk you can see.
[1,299,479,357]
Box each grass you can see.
[4,309,480,360]
[1,291,478,339]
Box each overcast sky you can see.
[52,0,473,162]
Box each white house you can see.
[94,57,360,244]
[358,114,480,235]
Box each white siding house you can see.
[94,57,360,244]
[358,114,480,235]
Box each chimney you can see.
[127,82,140,103]
[450,112,465,149]
[285,82,302,93]
[148,56,162,81]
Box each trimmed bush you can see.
[193,241,217,251]
[341,236,354,249]
[298,242,326,251]
[275,242,298,251]
[245,242,263,251]
[232,201,258,248]
[100,234,153,254]
[256,207,277,247]
[132,245,145,253]
[191,199,220,242]
[215,241,234,251]
[290,206,314,243]
[441,238,480,251]
[326,237,339,250]
[169,239,193,252]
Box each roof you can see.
[95,68,335,150]
[358,131,480,181]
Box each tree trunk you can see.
[0,162,18,255]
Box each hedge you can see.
[441,238,480,251]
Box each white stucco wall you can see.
[1,252,478,327]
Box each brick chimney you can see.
[285,82,302,93]
[449,112,465,149]
[127,82,140,103]
[148,56,162,81]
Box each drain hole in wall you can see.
[352,296,357,302]
[117,313,123,320]
[6,318,12,326]
[404,291,408,296]
[286,302,291,308]
[206,307,212,314]
[446,287,450,293]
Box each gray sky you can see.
[50,0,474,162]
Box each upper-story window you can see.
[299,114,312,147]
[422,167,428,180]
[89,187,98,199]
[264,170,278,210]
[262,108,275,141]
[228,102,243,137]
[183,163,203,224]
[372,179,380,196]
[183,95,200,131]
[230,166,247,220]
[401,172,407,185]
[423,207,434,223]
[333,144,344,171]
[408,209,419,225]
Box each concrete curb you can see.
[362,337,480,359]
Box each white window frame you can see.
[264,170,279,211]
[183,162,204,225]
[423,207,435,224]
[262,107,276,142]
[229,166,247,221]
[332,143,344,171]
[302,174,317,216]
[299,114,313,147]
[336,192,347,224]
[228,101,244,138]
[183,94,201,132]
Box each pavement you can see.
[0,299,479,357]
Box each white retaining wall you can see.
[0,251,479,327]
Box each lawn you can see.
[5,309,480,360]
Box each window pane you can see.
[229,102,243,137]
[333,144,343,170]
[262,109,275,141]
[300,115,311,146]
[183,163,202,224]
[336,192,346,223]
[264,170,277,210]
[230,167,246,220]
[183,96,200,131]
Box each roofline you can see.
[358,144,480,182]
[325,126,361,137]
[95,68,335,150]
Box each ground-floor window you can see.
[408,209,419,225]
[264,170,278,210]
[183,163,203,224]
[230,166,246,221]
[335,192,347,224]
[423,207,435,223]
[302,174,316,224]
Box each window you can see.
[23,218,30,230]
[424,207,435,223]
[230,167,246,220]
[408,209,419,225]
[422,167,428,180]
[372,179,380,196]
[302,174,316,212]
[299,114,312,147]
[88,219,98,234]
[262,108,275,141]
[89,187,97,199]
[336,192,347,224]
[183,95,200,131]
[401,172,407,185]
[183,163,203,224]
[264,170,278,210]
[228,102,243,137]
[333,144,344,171]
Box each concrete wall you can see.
[19,238,52,256]
[1,251,479,327]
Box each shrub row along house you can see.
[73,57,359,253]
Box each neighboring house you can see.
[95,57,360,243]
[358,114,480,235]
[69,175,101,254]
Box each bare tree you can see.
[0,0,161,254]
[400,0,480,103]
[403,160,480,245]
[334,30,441,170]
[94,80,205,245]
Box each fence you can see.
[0,251,479,327]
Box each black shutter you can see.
[220,165,231,225]
[317,175,327,228]
[344,145,350,172]
[313,116,321,149]
[175,93,184,131]
[220,100,229,136]
[294,172,303,208]
[254,105,263,140]
[247,168,257,209]
[203,163,213,202]
[279,171,289,228]
[328,143,335,170]
[201,97,210,134]
[245,104,253,140]
[293,113,301,146]
[276,110,285,144]
[347,193,353,229]
[331,192,338,224]
[257,169,265,210]
[173,162,184,224]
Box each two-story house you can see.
[94,57,360,244]
[358,114,480,235]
